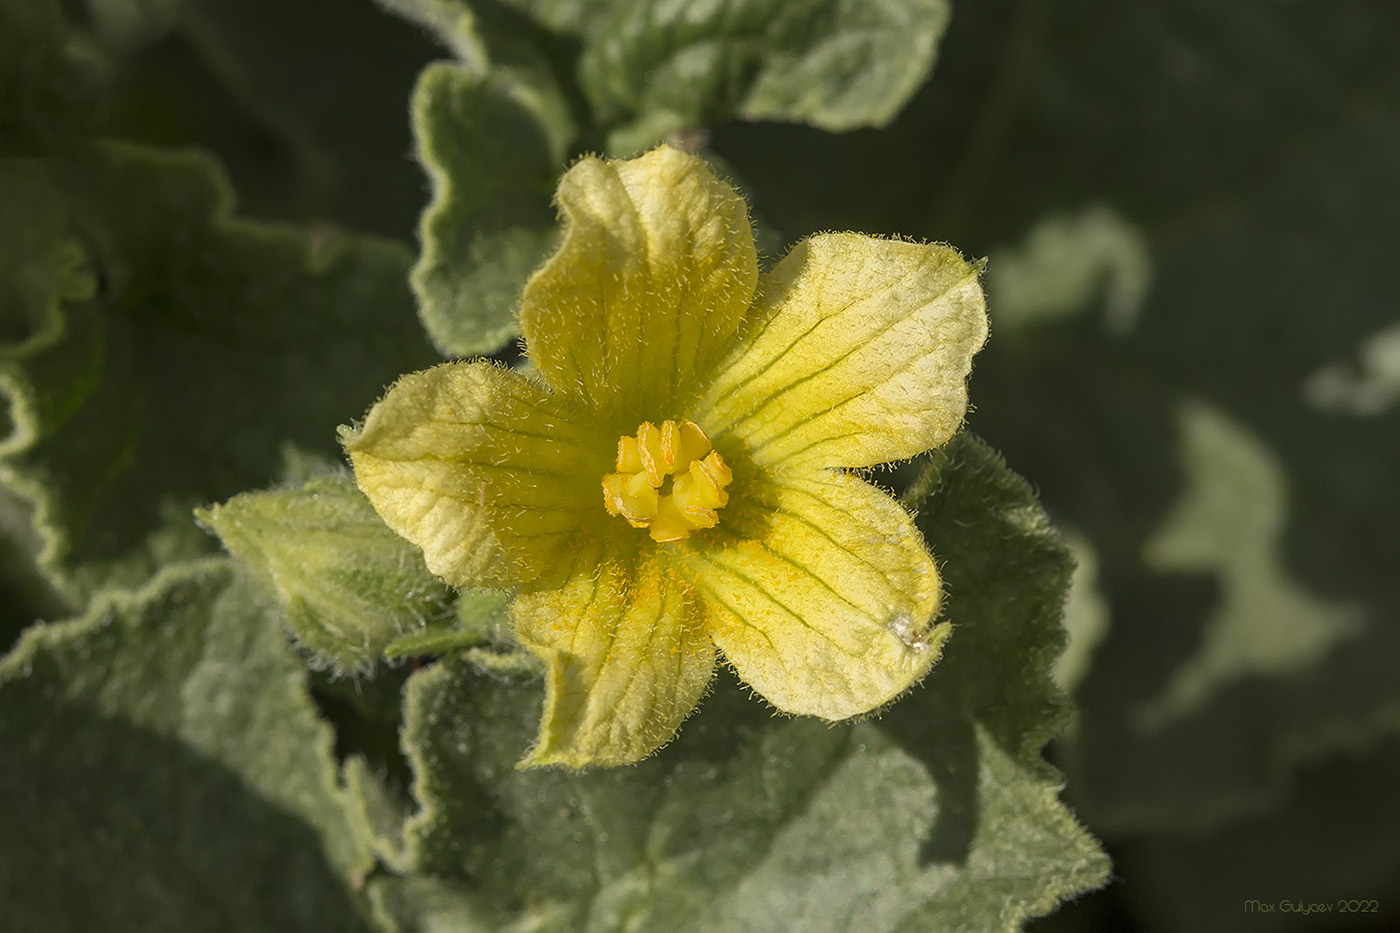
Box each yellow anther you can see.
[616,435,643,473]
[672,454,729,513]
[676,421,710,467]
[636,422,667,486]
[601,420,733,542]
[602,470,658,526]
[648,496,691,543]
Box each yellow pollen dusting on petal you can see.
[602,420,732,542]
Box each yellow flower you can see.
[345,146,988,768]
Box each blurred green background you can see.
[4,0,1399,930]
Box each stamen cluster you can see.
[602,420,732,542]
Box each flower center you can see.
[602,420,733,543]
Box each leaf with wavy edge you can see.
[0,560,374,929]
[0,142,435,600]
[385,434,1108,930]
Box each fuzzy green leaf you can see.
[387,0,951,153]
[344,754,412,872]
[1064,400,1387,832]
[370,875,503,933]
[0,142,436,600]
[409,62,568,356]
[198,473,454,673]
[180,0,439,237]
[578,0,953,151]
[1139,402,1364,726]
[381,0,580,110]
[486,0,613,34]
[926,3,1400,839]
[386,433,1106,930]
[0,159,92,366]
[0,0,106,152]
[1125,737,1400,933]
[0,560,374,930]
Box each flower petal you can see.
[344,361,603,588]
[694,233,987,469]
[520,145,758,416]
[684,470,947,719]
[515,544,717,768]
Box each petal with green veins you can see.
[515,541,717,768]
[520,145,758,415]
[683,470,945,719]
[345,361,603,588]
[695,233,987,469]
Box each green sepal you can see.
[197,473,454,674]
[382,587,513,660]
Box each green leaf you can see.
[986,206,1152,336]
[344,754,412,872]
[1051,531,1111,696]
[1064,400,1385,832]
[0,161,87,644]
[1124,736,1400,933]
[369,875,504,933]
[409,62,569,356]
[577,0,953,151]
[180,0,439,237]
[0,158,93,364]
[381,0,581,107]
[394,0,951,354]
[386,433,1107,930]
[390,0,951,154]
[887,3,1400,841]
[0,485,75,652]
[486,0,614,34]
[84,0,183,54]
[0,142,437,600]
[197,473,454,674]
[0,0,106,152]
[1304,321,1400,418]
[1138,402,1365,724]
[0,559,374,930]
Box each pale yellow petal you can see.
[344,361,605,588]
[515,544,717,768]
[682,470,947,719]
[520,145,758,415]
[693,233,987,469]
